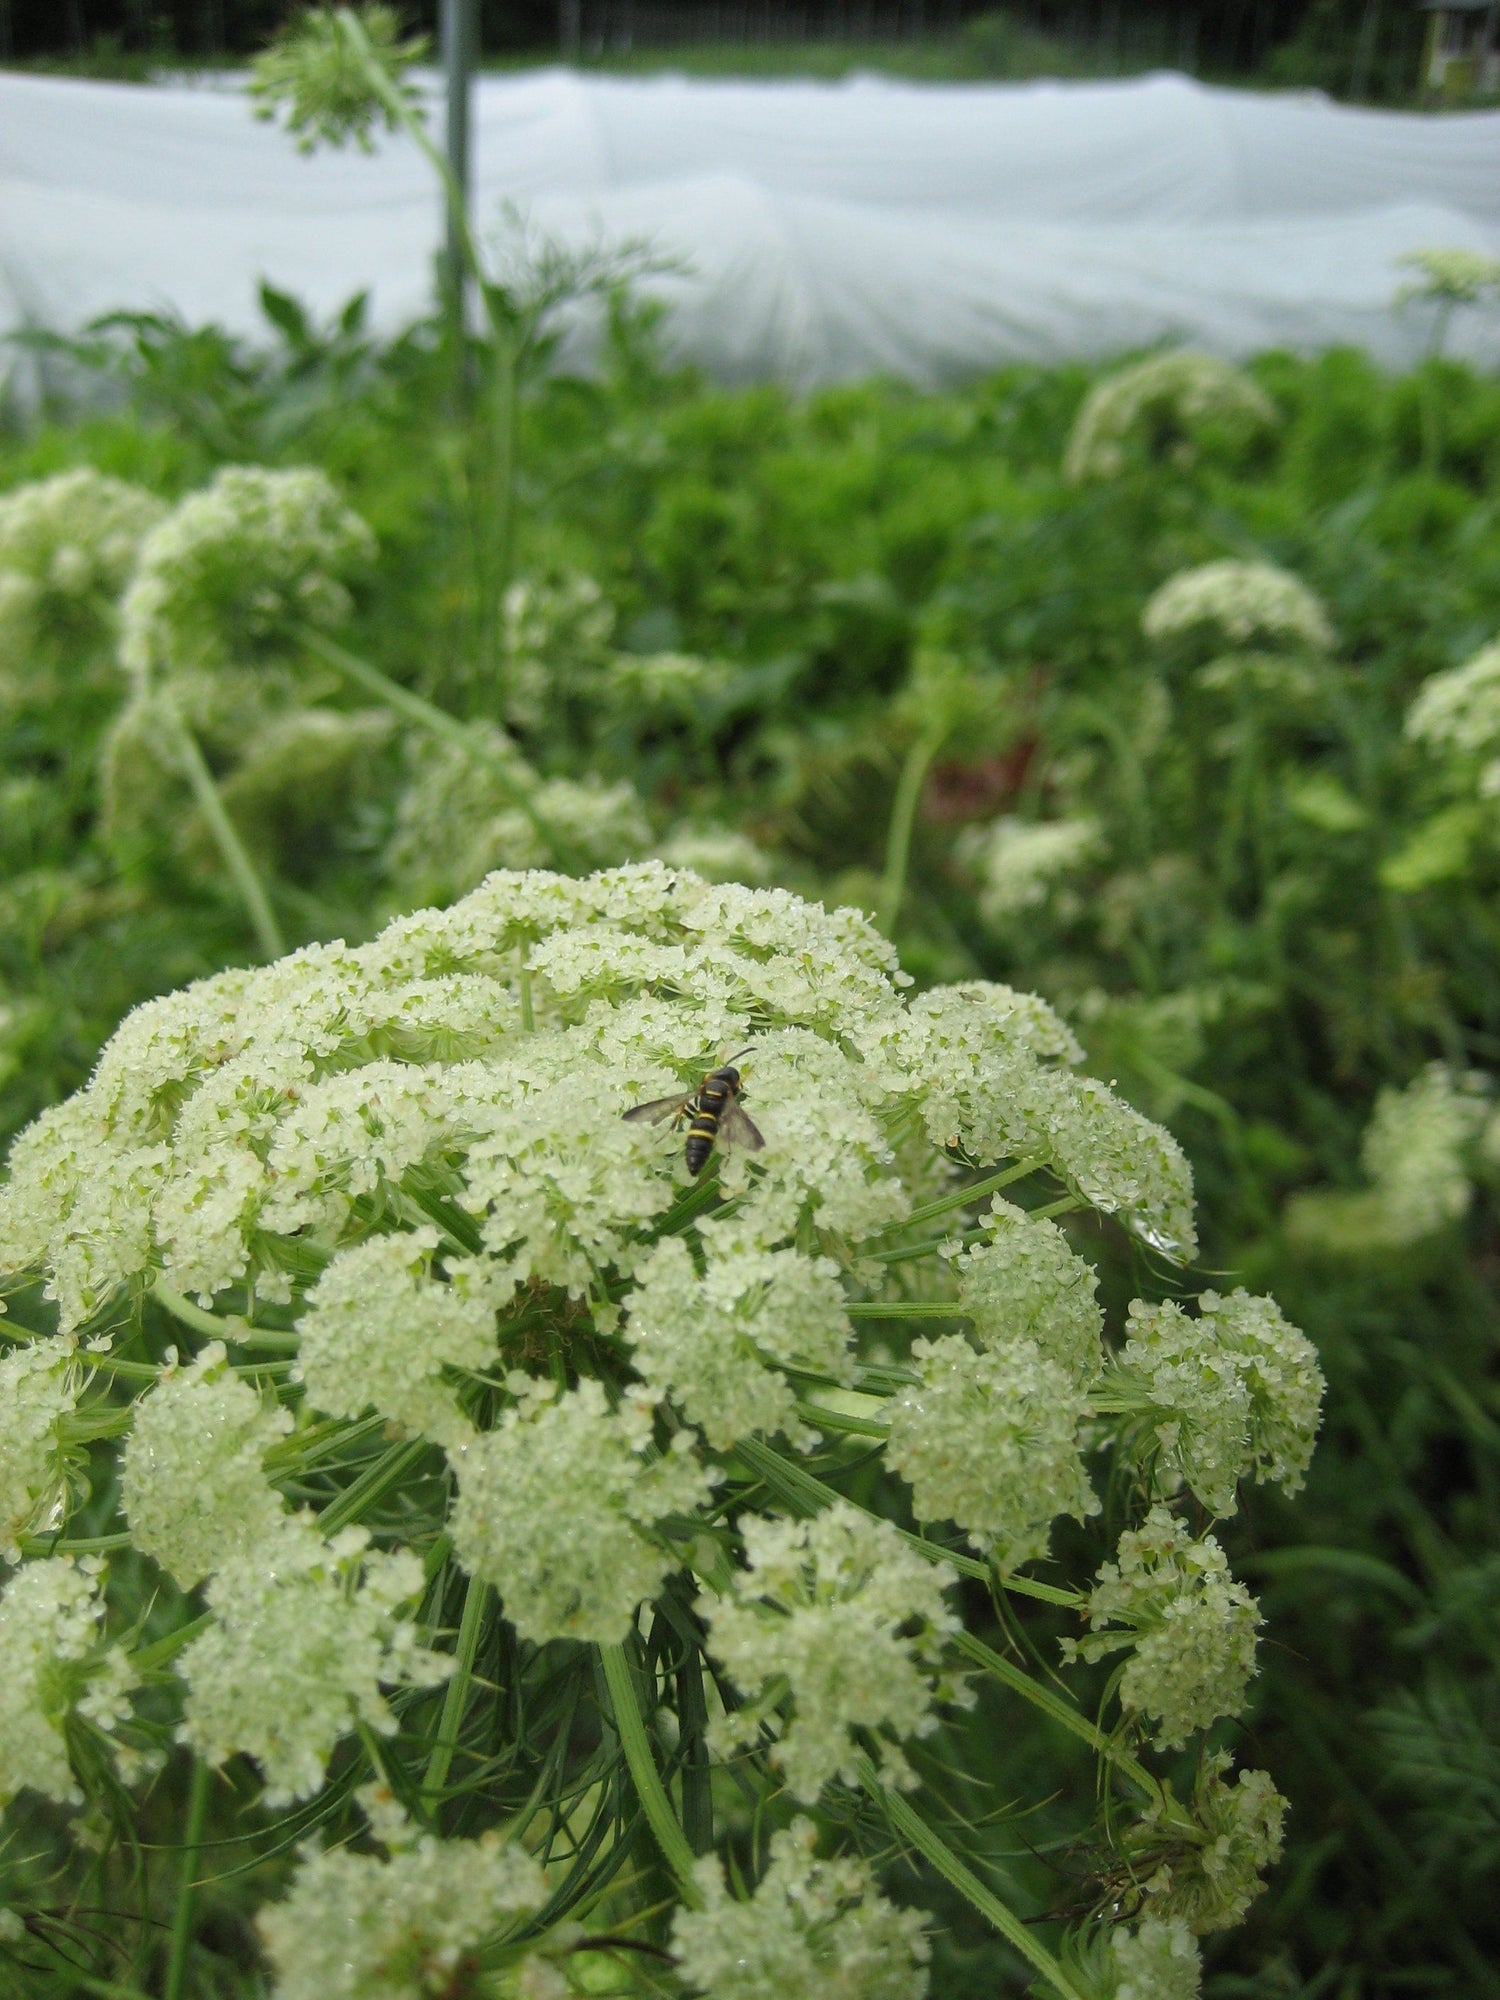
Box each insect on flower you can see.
[624,1051,766,1175]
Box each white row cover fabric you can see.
[3,66,1499,383]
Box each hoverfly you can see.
[623,1052,765,1176]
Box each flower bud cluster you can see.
[1064,352,1276,483]
[0,1334,83,1559]
[258,1802,548,2000]
[0,1556,138,1807]
[119,466,374,689]
[1142,561,1332,653]
[1286,1062,1490,1255]
[249,4,428,155]
[1135,1752,1287,1935]
[700,1502,966,1799]
[672,1816,932,2000]
[385,720,652,902]
[1407,639,1500,791]
[1396,246,1500,307]
[1113,1289,1323,1516]
[957,814,1102,922]
[0,470,166,686]
[1064,1507,1262,1750]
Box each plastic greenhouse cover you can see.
[2,66,1498,384]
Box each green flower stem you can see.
[296,626,580,869]
[1027,1193,1087,1221]
[856,1756,1086,2000]
[19,1530,134,1560]
[878,723,947,937]
[337,6,524,636]
[152,1281,253,1343]
[161,701,286,961]
[519,953,536,1032]
[163,1755,212,2000]
[598,1640,703,1902]
[795,1397,890,1440]
[336,9,487,321]
[876,1157,1048,1240]
[133,1614,213,1676]
[319,1438,432,1537]
[847,1300,968,1320]
[423,1570,489,1814]
[735,1435,1081,1607]
[952,1632,1160,1803]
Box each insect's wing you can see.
[623,1094,692,1126]
[719,1099,766,1153]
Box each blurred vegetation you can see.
[4,294,1500,1995]
[0,0,1446,106]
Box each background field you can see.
[3,281,1500,1992]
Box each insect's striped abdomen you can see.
[684,1105,720,1175]
[684,1066,738,1175]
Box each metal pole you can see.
[441,0,476,320]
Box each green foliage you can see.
[3,313,1500,1996]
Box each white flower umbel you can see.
[1395,246,1500,308]
[1406,639,1500,764]
[449,1380,712,1646]
[296,1228,497,1447]
[1064,353,1276,483]
[657,821,778,885]
[0,1557,137,1808]
[0,857,1312,1952]
[886,1335,1097,1566]
[958,815,1101,923]
[954,1198,1104,1388]
[1136,1753,1287,1936]
[178,1522,449,1805]
[1142,561,1332,653]
[119,465,374,689]
[258,1814,548,2000]
[0,470,166,683]
[1064,1508,1261,1751]
[700,1503,965,1800]
[0,1335,84,1559]
[1362,1063,1488,1239]
[672,1817,931,2000]
[121,1341,293,1587]
[1098,1917,1202,2000]
[1285,1062,1490,1256]
[622,1233,854,1449]
[1113,1293,1323,1517]
[871,984,1197,1258]
[385,721,651,902]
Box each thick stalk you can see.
[598,1640,702,1901]
[162,702,285,960]
[879,724,946,937]
[856,1757,1086,2000]
[163,1757,211,2000]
